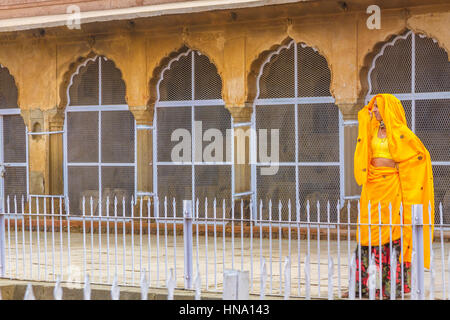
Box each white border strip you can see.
[255,162,340,167]
[67,162,135,167]
[343,120,358,126]
[0,109,21,116]
[255,96,335,105]
[156,161,233,166]
[28,131,64,135]
[156,99,224,107]
[66,105,129,112]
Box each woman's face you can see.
[372,100,383,121]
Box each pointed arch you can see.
[151,46,231,218]
[148,45,224,107]
[59,52,128,111]
[0,64,19,109]
[247,37,294,105]
[63,53,135,215]
[0,64,28,198]
[251,37,341,222]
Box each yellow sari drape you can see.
[354,94,434,269]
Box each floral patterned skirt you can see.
[354,239,411,298]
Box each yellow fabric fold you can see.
[357,164,402,247]
[354,94,434,269]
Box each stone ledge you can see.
[0,279,295,300]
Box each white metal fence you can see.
[0,195,449,300]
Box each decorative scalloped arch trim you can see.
[153,48,222,105]
[251,39,331,106]
[363,29,449,101]
[155,49,192,103]
[366,30,413,97]
[63,53,126,109]
[66,55,100,107]
[253,39,295,105]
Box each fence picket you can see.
[283,256,290,300]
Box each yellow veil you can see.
[354,94,434,269]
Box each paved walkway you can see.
[1,229,449,299]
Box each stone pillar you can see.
[222,35,252,219]
[133,107,154,194]
[343,124,361,196]
[123,32,153,216]
[21,108,63,213]
[48,109,64,196]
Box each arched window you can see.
[0,65,27,205]
[367,30,450,222]
[253,40,342,222]
[64,56,135,215]
[155,50,231,217]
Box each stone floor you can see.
[1,228,449,300]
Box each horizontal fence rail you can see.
[0,195,449,300]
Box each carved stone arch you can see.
[360,27,450,102]
[60,52,127,109]
[150,44,232,207]
[407,15,450,62]
[148,44,224,106]
[182,36,226,100]
[288,36,334,101]
[247,37,294,105]
[0,63,28,131]
[248,36,334,104]
[249,35,342,220]
[59,51,95,112]
[148,45,190,109]
[359,28,410,101]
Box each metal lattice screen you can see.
[367,30,450,223]
[65,56,135,216]
[155,50,231,218]
[0,66,27,201]
[254,41,342,222]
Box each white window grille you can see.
[252,40,343,222]
[0,65,28,207]
[366,30,450,223]
[64,56,136,216]
[154,50,232,218]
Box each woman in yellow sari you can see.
[353,94,434,298]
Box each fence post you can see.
[0,212,5,277]
[223,270,249,300]
[223,270,238,300]
[183,200,193,289]
[412,204,425,300]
